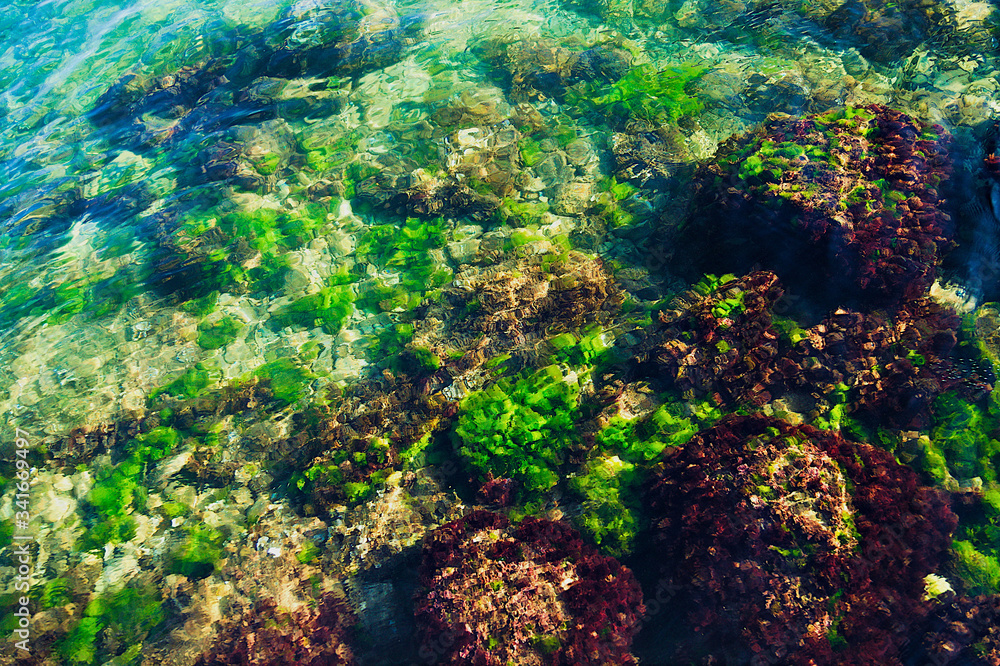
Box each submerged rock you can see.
[640,271,784,406]
[474,36,632,102]
[647,414,957,665]
[90,0,420,151]
[415,510,644,665]
[637,271,992,427]
[678,104,954,307]
[261,0,419,79]
[193,595,356,666]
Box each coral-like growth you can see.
[646,414,957,664]
[681,105,953,306]
[640,271,784,406]
[415,510,644,665]
[634,268,989,428]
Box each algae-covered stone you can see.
[678,104,954,306]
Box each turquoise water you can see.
[0,0,999,663]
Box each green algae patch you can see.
[180,291,219,317]
[294,438,395,506]
[357,280,424,313]
[924,391,1000,596]
[355,217,453,310]
[569,395,723,555]
[569,453,641,558]
[454,365,583,497]
[565,63,707,128]
[366,321,415,366]
[952,539,1000,595]
[157,203,337,303]
[57,581,166,665]
[81,426,185,551]
[38,577,71,610]
[196,315,245,349]
[168,522,226,579]
[297,541,321,564]
[930,392,1000,485]
[548,324,614,368]
[251,358,317,406]
[519,137,545,167]
[598,397,723,463]
[272,284,354,334]
[150,362,222,402]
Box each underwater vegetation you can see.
[679,105,953,307]
[193,594,356,666]
[647,414,958,665]
[5,0,1000,660]
[57,580,165,665]
[454,364,583,498]
[564,62,708,131]
[152,203,338,305]
[415,510,644,665]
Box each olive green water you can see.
[0,0,999,663]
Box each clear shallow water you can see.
[0,0,998,664]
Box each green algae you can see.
[569,395,723,554]
[519,137,545,167]
[570,453,640,557]
[250,358,317,406]
[294,436,395,506]
[357,281,424,313]
[565,63,707,128]
[168,522,226,579]
[548,324,614,368]
[180,291,219,317]
[296,541,320,564]
[196,315,245,349]
[499,199,551,227]
[39,577,71,609]
[952,539,1000,595]
[161,202,336,302]
[355,217,452,308]
[150,362,221,402]
[273,284,354,334]
[917,392,1000,595]
[929,392,1000,485]
[58,581,165,665]
[82,427,183,550]
[455,365,583,497]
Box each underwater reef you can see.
[4,0,1000,663]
